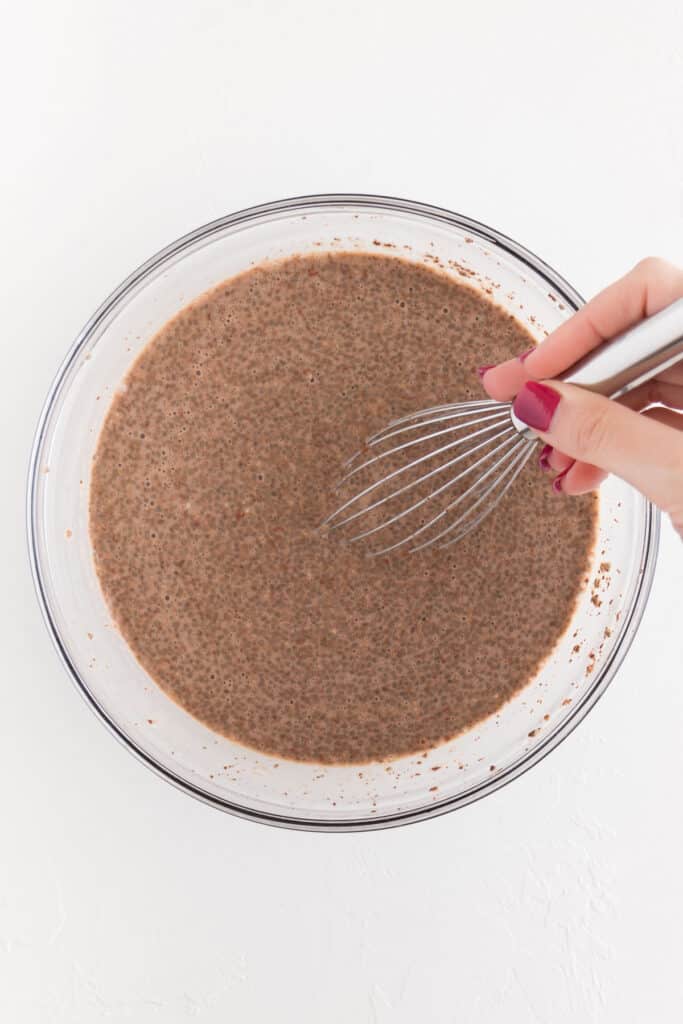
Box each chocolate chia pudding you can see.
[90,252,597,764]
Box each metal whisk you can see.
[323,298,683,556]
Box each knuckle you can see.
[662,441,683,519]
[569,406,611,460]
[634,257,683,293]
[669,505,683,538]
[634,255,669,277]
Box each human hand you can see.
[480,258,683,536]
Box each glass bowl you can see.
[27,194,659,831]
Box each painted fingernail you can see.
[518,347,535,363]
[512,381,560,432]
[552,466,571,493]
[476,364,495,378]
[538,444,553,471]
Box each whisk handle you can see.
[560,296,683,399]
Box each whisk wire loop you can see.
[323,398,535,555]
[325,424,516,533]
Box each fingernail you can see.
[552,466,571,493]
[518,347,535,363]
[538,444,553,471]
[512,381,560,432]
[476,364,495,378]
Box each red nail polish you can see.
[538,444,553,471]
[477,364,495,378]
[512,381,560,432]
[518,347,535,363]
[552,466,571,493]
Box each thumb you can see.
[512,380,683,518]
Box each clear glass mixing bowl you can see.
[28,195,659,831]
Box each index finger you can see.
[524,257,683,380]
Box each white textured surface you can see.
[2,1,683,1020]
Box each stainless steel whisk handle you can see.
[511,297,683,437]
[561,296,683,399]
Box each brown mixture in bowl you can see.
[90,252,597,763]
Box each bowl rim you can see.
[26,192,660,832]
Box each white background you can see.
[2,1,683,1021]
